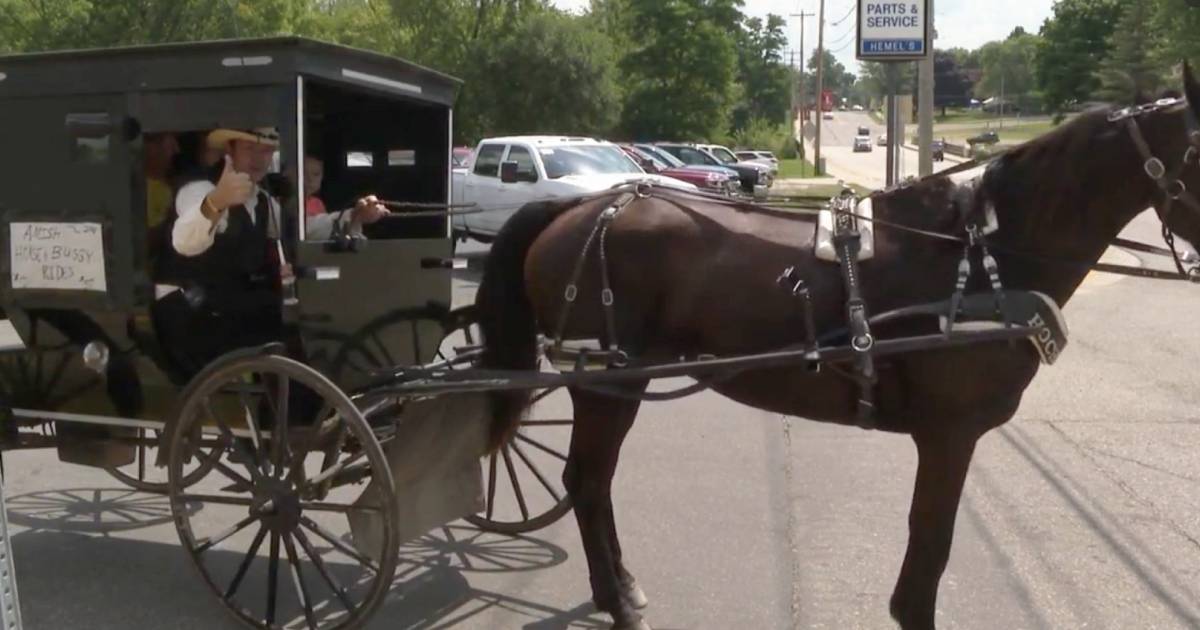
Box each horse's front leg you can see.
[889,425,979,630]
[565,384,649,630]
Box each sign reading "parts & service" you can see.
[857,0,930,61]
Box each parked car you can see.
[698,143,776,183]
[822,111,834,120]
[452,146,473,169]
[852,104,864,111]
[656,143,770,197]
[735,150,779,167]
[877,134,888,146]
[634,143,742,183]
[967,131,1000,145]
[451,136,697,242]
[620,144,739,195]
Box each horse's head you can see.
[1160,61,1200,252]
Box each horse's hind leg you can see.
[889,427,979,630]
[564,383,649,630]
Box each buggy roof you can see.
[0,37,461,106]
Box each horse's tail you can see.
[476,196,584,453]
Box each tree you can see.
[1152,0,1200,71]
[731,15,791,130]
[977,29,1041,113]
[1094,0,1165,102]
[467,12,621,139]
[1035,0,1123,114]
[804,49,856,106]
[933,50,973,113]
[619,0,740,141]
[858,61,916,104]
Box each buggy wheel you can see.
[104,428,221,493]
[440,308,574,535]
[167,353,398,630]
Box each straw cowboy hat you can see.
[206,127,280,149]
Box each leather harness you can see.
[542,99,1200,419]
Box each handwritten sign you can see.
[9,222,106,292]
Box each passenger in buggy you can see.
[152,127,390,380]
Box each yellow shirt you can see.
[147,177,172,228]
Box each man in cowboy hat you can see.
[154,126,388,377]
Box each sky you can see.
[549,0,1056,74]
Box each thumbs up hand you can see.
[206,155,254,216]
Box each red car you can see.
[619,144,737,195]
[452,146,473,168]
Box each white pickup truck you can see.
[451,136,696,242]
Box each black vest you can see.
[157,185,278,312]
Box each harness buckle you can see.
[601,288,614,306]
[564,284,578,302]
[1144,157,1167,180]
[1167,179,1188,200]
[634,182,653,199]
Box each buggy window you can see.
[66,113,112,164]
[387,149,415,167]
[473,144,504,177]
[346,151,373,168]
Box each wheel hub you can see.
[252,477,302,534]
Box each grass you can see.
[777,157,818,179]
[933,109,994,123]
[936,120,1058,145]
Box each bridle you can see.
[1114,97,1200,281]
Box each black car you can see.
[966,131,1000,146]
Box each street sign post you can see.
[858,1,931,186]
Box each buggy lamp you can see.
[82,341,110,374]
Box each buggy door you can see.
[0,94,136,315]
[291,78,453,392]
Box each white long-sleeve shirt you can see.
[171,180,359,257]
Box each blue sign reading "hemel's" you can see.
[858,0,929,61]
[862,39,925,54]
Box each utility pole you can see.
[791,11,814,157]
[814,0,826,175]
[917,0,935,176]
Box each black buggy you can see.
[0,38,574,630]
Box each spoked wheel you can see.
[440,308,575,535]
[104,428,222,493]
[167,353,399,630]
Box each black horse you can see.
[474,67,1200,630]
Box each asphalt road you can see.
[808,111,968,190]
[1,229,1198,629]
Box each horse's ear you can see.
[1183,60,1200,116]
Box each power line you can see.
[831,3,856,27]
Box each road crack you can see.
[1044,420,1200,554]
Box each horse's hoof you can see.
[621,582,649,609]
